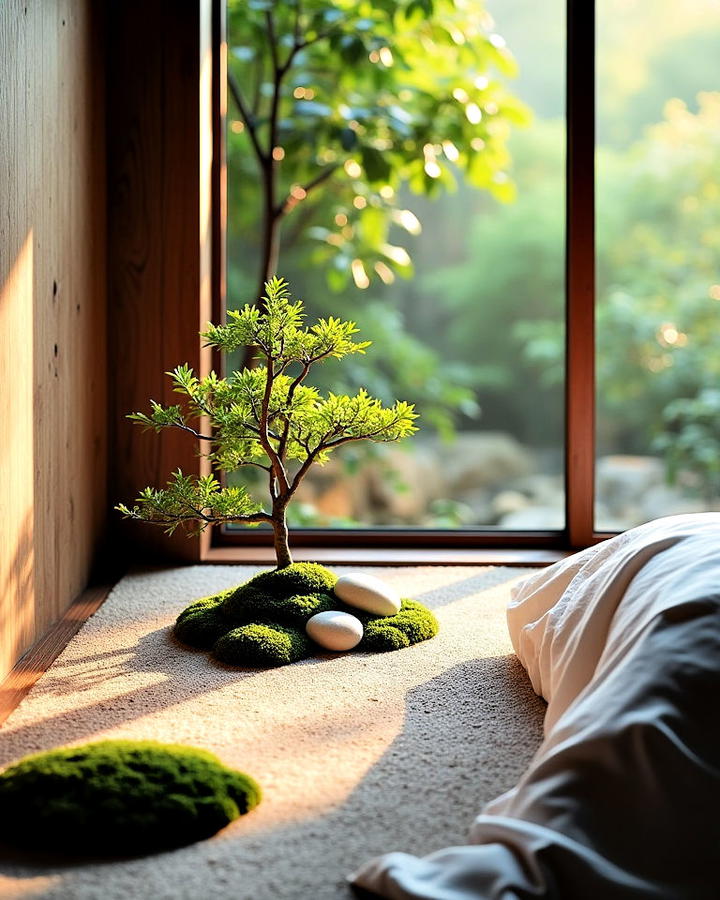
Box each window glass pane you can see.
[226,0,565,531]
[595,0,720,530]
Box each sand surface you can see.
[0,565,546,900]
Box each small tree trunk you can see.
[256,201,281,303]
[271,505,292,569]
[243,157,282,370]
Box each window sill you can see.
[202,546,569,566]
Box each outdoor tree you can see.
[227,0,528,311]
[116,278,417,567]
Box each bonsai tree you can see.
[117,277,417,567]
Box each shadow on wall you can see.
[0,230,36,683]
[0,510,36,695]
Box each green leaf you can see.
[360,146,392,183]
[340,127,358,151]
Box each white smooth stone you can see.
[334,573,401,616]
[306,611,364,652]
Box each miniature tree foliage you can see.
[117,277,417,567]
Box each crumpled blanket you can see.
[350,514,720,899]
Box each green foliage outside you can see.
[417,3,720,500]
[472,94,720,457]
[653,389,720,505]
[227,0,529,439]
[0,740,260,855]
[420,93,720,453]
[174,562,439,667]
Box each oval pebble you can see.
[306,610,364,651]
[334,573,401,617]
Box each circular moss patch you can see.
[0,740,261,856]
[213,622,312,667]
[360,599,440,652]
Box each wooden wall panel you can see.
[0,1,107,681]
[107,0,213,563]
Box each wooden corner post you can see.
[106,0,215,563]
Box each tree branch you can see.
[238,460,273,473]
[293,24,344,56]
[278,164,340,217]
[290,430,401,497]
[268,465,278,502]
[325,432,402,451]
[289,448,319,495]
[293,0,303,46]
[126,498,273,527]
[276,361,311,461]
[307,345,339,366]
[136,417,215,442]
[252,48,265,115]
[258,359,291,497]
[228,71,267,164]
[287,412,410,495]
[170,422,215,442]
[150,510,273,528]
[265,9,280,72]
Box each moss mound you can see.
[360,599,440,652]
[174,566,439,667]
[0,740,261,856]
[174,589,234,650]
[222,563,338,621]
[213,622,312,668]
[239,590,337,625]
[362,623,411,651]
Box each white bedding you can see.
[350,514,720,899]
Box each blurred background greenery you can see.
[226,0,720,530]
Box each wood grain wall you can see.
[106,0,213,563]
[0,1,107,682]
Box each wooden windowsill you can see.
[202,546,569,566]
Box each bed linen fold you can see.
[350,514,720,899]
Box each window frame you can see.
[209,0,607,564]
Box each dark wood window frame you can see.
[107,0,606,567]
